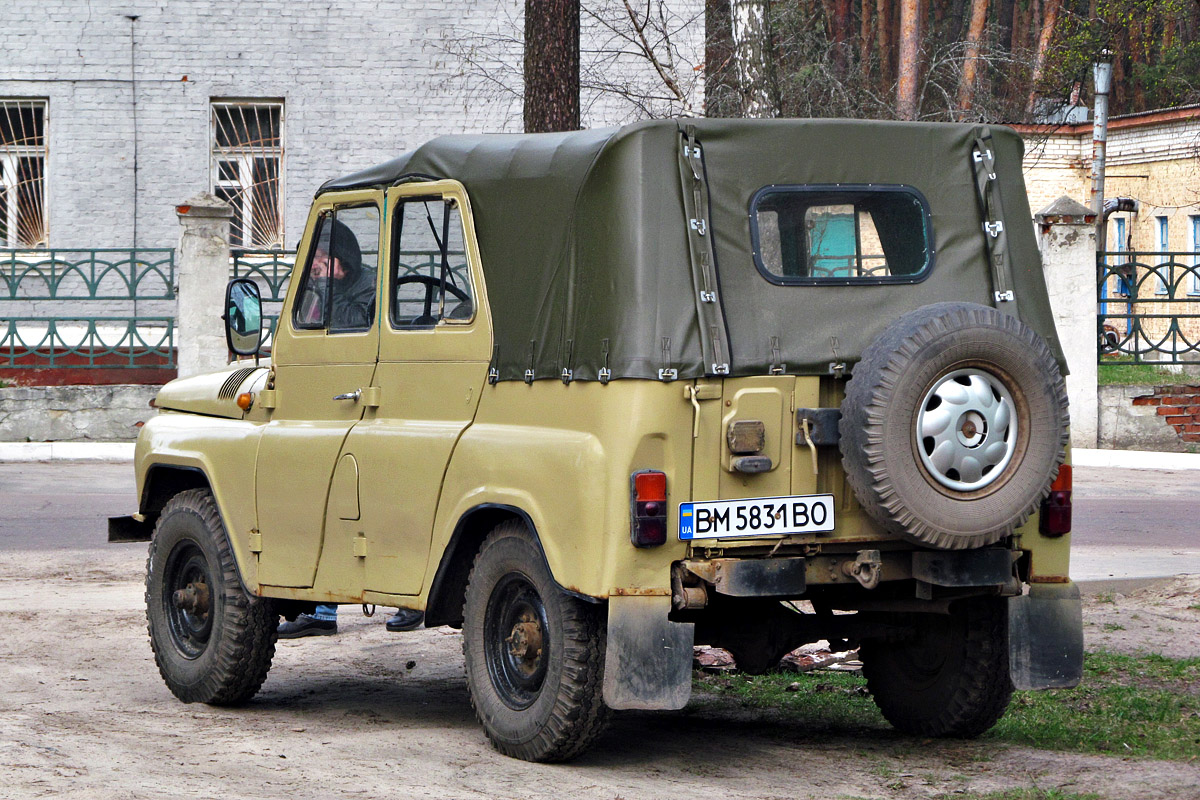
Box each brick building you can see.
[1016,105,1200,255]
[0,0,702,250]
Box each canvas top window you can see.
[0,100,47,248]
[390,196,475,328]
[211,101,284,249]
[750,185,932,285]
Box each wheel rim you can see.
[162,540,214,660]
[483,572,549,710]
[916,367,1017,492]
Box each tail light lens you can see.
[1039,464,1072,536]
[630,470,668,547]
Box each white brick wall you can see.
[0,0,703,249]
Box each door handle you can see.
[333,389,361,402]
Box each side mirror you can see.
[224,278,263,356]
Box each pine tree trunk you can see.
[730,0,773,117]
[523,0,580,132]
[1025,0,1061,116]
[897,0,920,119]
[832,0,853,75]
[877,0,894,86]
[861,0,876,79]
[957,0,990,114]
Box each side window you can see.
[751,186,932,284]
[390,197,475,329]
[292,204,380,333]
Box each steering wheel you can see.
[394,274,472,326]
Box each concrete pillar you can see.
[1035,196,1099,449]
[175,193,233,378]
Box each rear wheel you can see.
[462,522,609,762]
[861,597,1012,737]
[146,488,277,705]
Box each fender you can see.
[425,503,600,628]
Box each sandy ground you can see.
[0,545,1198,800]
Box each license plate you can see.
[679,494,835,541]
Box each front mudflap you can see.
[1009,582,1083,690]
[603,595,694,710]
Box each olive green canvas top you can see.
[320,118,1063,383]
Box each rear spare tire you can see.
[840,302,1067,550]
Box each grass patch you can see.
[696,650,1200,761]
[1101,622,1125,632]
[1097,363,1199,386]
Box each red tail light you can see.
[1040,464,1072,536]
[631,470,668,547]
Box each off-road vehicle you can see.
[112,119,1082,762]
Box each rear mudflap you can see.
[1008,582,1083,690]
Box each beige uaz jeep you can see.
[112,119,1082,762]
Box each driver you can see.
[298,217,376,329]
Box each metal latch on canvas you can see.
[983,220,1005,238]
[994,290,1015,302]
[658,368,679,382]
[699,290,716,303]
[689,218,707,236]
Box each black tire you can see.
[462,522,609,762]
[146,488,278,705]
[861,597,1013,737]
[840,302,1068,550]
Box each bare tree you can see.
[525,0,581,132]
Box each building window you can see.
[211,101,284,249]
[1113,217,1130,297]
[0,100,47,248]
[1190,215,1200,295]
[1155,216,1169,294]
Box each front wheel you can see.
[860,597,1012,737]
[146,488,278,705]
[462,522,609,762]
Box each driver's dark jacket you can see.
[300,268,377,330]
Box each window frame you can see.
[290,201,381,335]
[1189,215,1200,297]
[0,98,48,248]
[748,183,936,287]
[1155,215,1170,295]
[387,194,477,331]
[209,99,285,249]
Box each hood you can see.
[154,364,269,419]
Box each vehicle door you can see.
[254,193,383,588]
[341,180,492,596]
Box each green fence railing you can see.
[1,249,177,369]
[1,317,175,368]
[1098,250,1200,365]
[1,248,174,299]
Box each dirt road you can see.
[1,541,1198,800]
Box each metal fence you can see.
[1098,250,1200,365]
[3,246,472,372]
[1,248,176,368]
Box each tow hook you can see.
[843,550,883,590]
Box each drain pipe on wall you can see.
[1090,50,1112,250]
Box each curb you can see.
[1072,447,1200,471]
[0,442,135,462]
